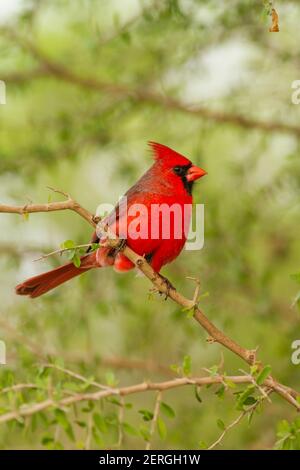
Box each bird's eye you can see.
[173,166,184,176]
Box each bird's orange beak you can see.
[186,165,207,182]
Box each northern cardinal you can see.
[16,142,206,298]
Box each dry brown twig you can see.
[0,190,300,415]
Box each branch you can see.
[207,390,272,450]
[33,243,94,262]
[1,30,300,137]
[0,374,262,424]
[0,187,98,228]
[0,67,48,84]
[146,391,162,450]
[42,363,112,391]
[0,191,299,412]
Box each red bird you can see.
[16,142,206,298]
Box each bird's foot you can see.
[115,238,127,253]
[159,275,176,300]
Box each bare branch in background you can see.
[1,29,300,137]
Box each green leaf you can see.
[41,435,54,445]
[277,419,290,437]
[53,357,65,368]
[72,252,81,268]
[105,371,118,387]
[160,402,175,419]
[244,396,257,406]
[224,378,236,389]
[182,355,191,376]
[199,291,210,299]
[123,422,139,436]
[138,409,154,422]
[182,306,194,318]
[256,365,272,385]
[92,427,104,447]
[250,364,258,376]
[157,416,167,440]
[291,273,300,284]
[60,239,76,250]
[75,420,87,428]
[31,414,37,433]
[198,440,208,449]
[140,425,150,442]
[107,397,122,406]
[215,384,225,400]
[54,409,75,442]
[66,249,75,260]
[93,413,107,433]
[247,409,255,425]
[217,419,226,431]
[208,365,218,377]
[236,385,256,410]
[194,386,202,403]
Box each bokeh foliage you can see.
[0,0,300,449]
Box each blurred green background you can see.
[0,0,300,450]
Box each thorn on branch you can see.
[92,215,101,224]
[247,347,259,365]
[207,336,216,344]
[136,258,145,268]
[46,186,70,200]
[187,276,201,308]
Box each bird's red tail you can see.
[15,253,97,298]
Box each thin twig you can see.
[42,363,112,391]
[85,413,93,450]
[34,244,94,262]
[116,396,125,449]
[146,391,162,451]
[208,389,272,450]
[0,383,38,394]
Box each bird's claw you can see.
[159,275,176,300]
[115,238,127,253]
